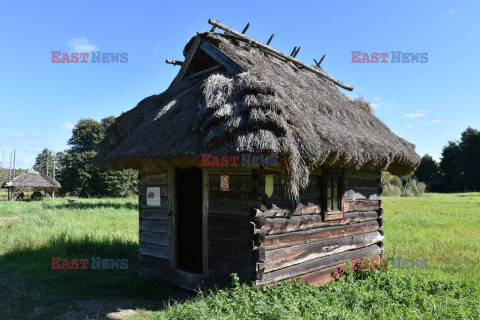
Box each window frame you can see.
[322,167,345,221]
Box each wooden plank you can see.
[344,200,380,212]
[203,168,209,276]
[140,172,168,185]
[344,170,381,181]
[174,36,202,83]
[344,188,381,201]
[344,178,380,189]
[184,65,222,81]
[140,219,169,233]
[140,208,169,220]
[264,220,380,250]
[208,213,256,234]
[297,263,347,286]
[208,255,251,281]
[262,210,380,235]
[199,40,246,74]
[264,231,383,272]
[140,231,169,246]
[168,167,176,267]
[209,198,261,215]
[260,244,382,283]
[140,243,169,259]
[298,253,382,286]
[209,174,252,192]
[209,190,260,200]
[208,238,251,261]
[250,202,321,218]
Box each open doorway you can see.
[175,167,203,274]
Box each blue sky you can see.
[0,1,479,168]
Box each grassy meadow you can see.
[0,194,479,319]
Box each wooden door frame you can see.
[169,166,209,277]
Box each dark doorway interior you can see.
[176,167,203,274]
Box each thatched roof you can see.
[1,169,61,188]
[94,32,420,198]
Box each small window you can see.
[323,169,344,220]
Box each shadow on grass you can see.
[43,200,139,211]
[0,234,189,320]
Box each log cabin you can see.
[94,20,420,290]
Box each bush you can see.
[381,172,402,187]
[383,184,402,197]
[401,179,426,197]
[382,172,425,197]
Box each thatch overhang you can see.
[1,169,61,188]
[94,31,420,198]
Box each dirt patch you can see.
[60,292,193,320]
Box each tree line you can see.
[414,127,480,192]
[33,116,137,197]
[27,123,480,196]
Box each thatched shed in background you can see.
[1,169,61,201]
[95,20,420,290]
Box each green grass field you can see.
[0,194,479,319]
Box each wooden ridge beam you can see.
[184,65,222,81]
[207,19,354,91]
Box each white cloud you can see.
[30,133,42,137]
[406,124,413,128]
[9,133,26,139]
[427,120,441,124]
[402,112,425,119]
[66,37,99,52]
[448,8,457,14]
[58,122,75,130]
[374,100,401,109]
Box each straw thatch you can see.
[1,169,61,188]
[94,32,420,198]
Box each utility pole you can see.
[13,149,16,179]
[1,147,4,182]
[52,152,56,201]
[9,151,12,180]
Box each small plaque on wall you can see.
[220,175,229,191]
[146,187,161,206]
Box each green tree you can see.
[413,154,440,190]
[440,127,480,192]
[33,148,64,177]
[58,117,137,197]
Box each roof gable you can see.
[172,36,246,84]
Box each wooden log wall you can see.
[137,167,384,288]
[138,171,170,274]
[251,169,384,285]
